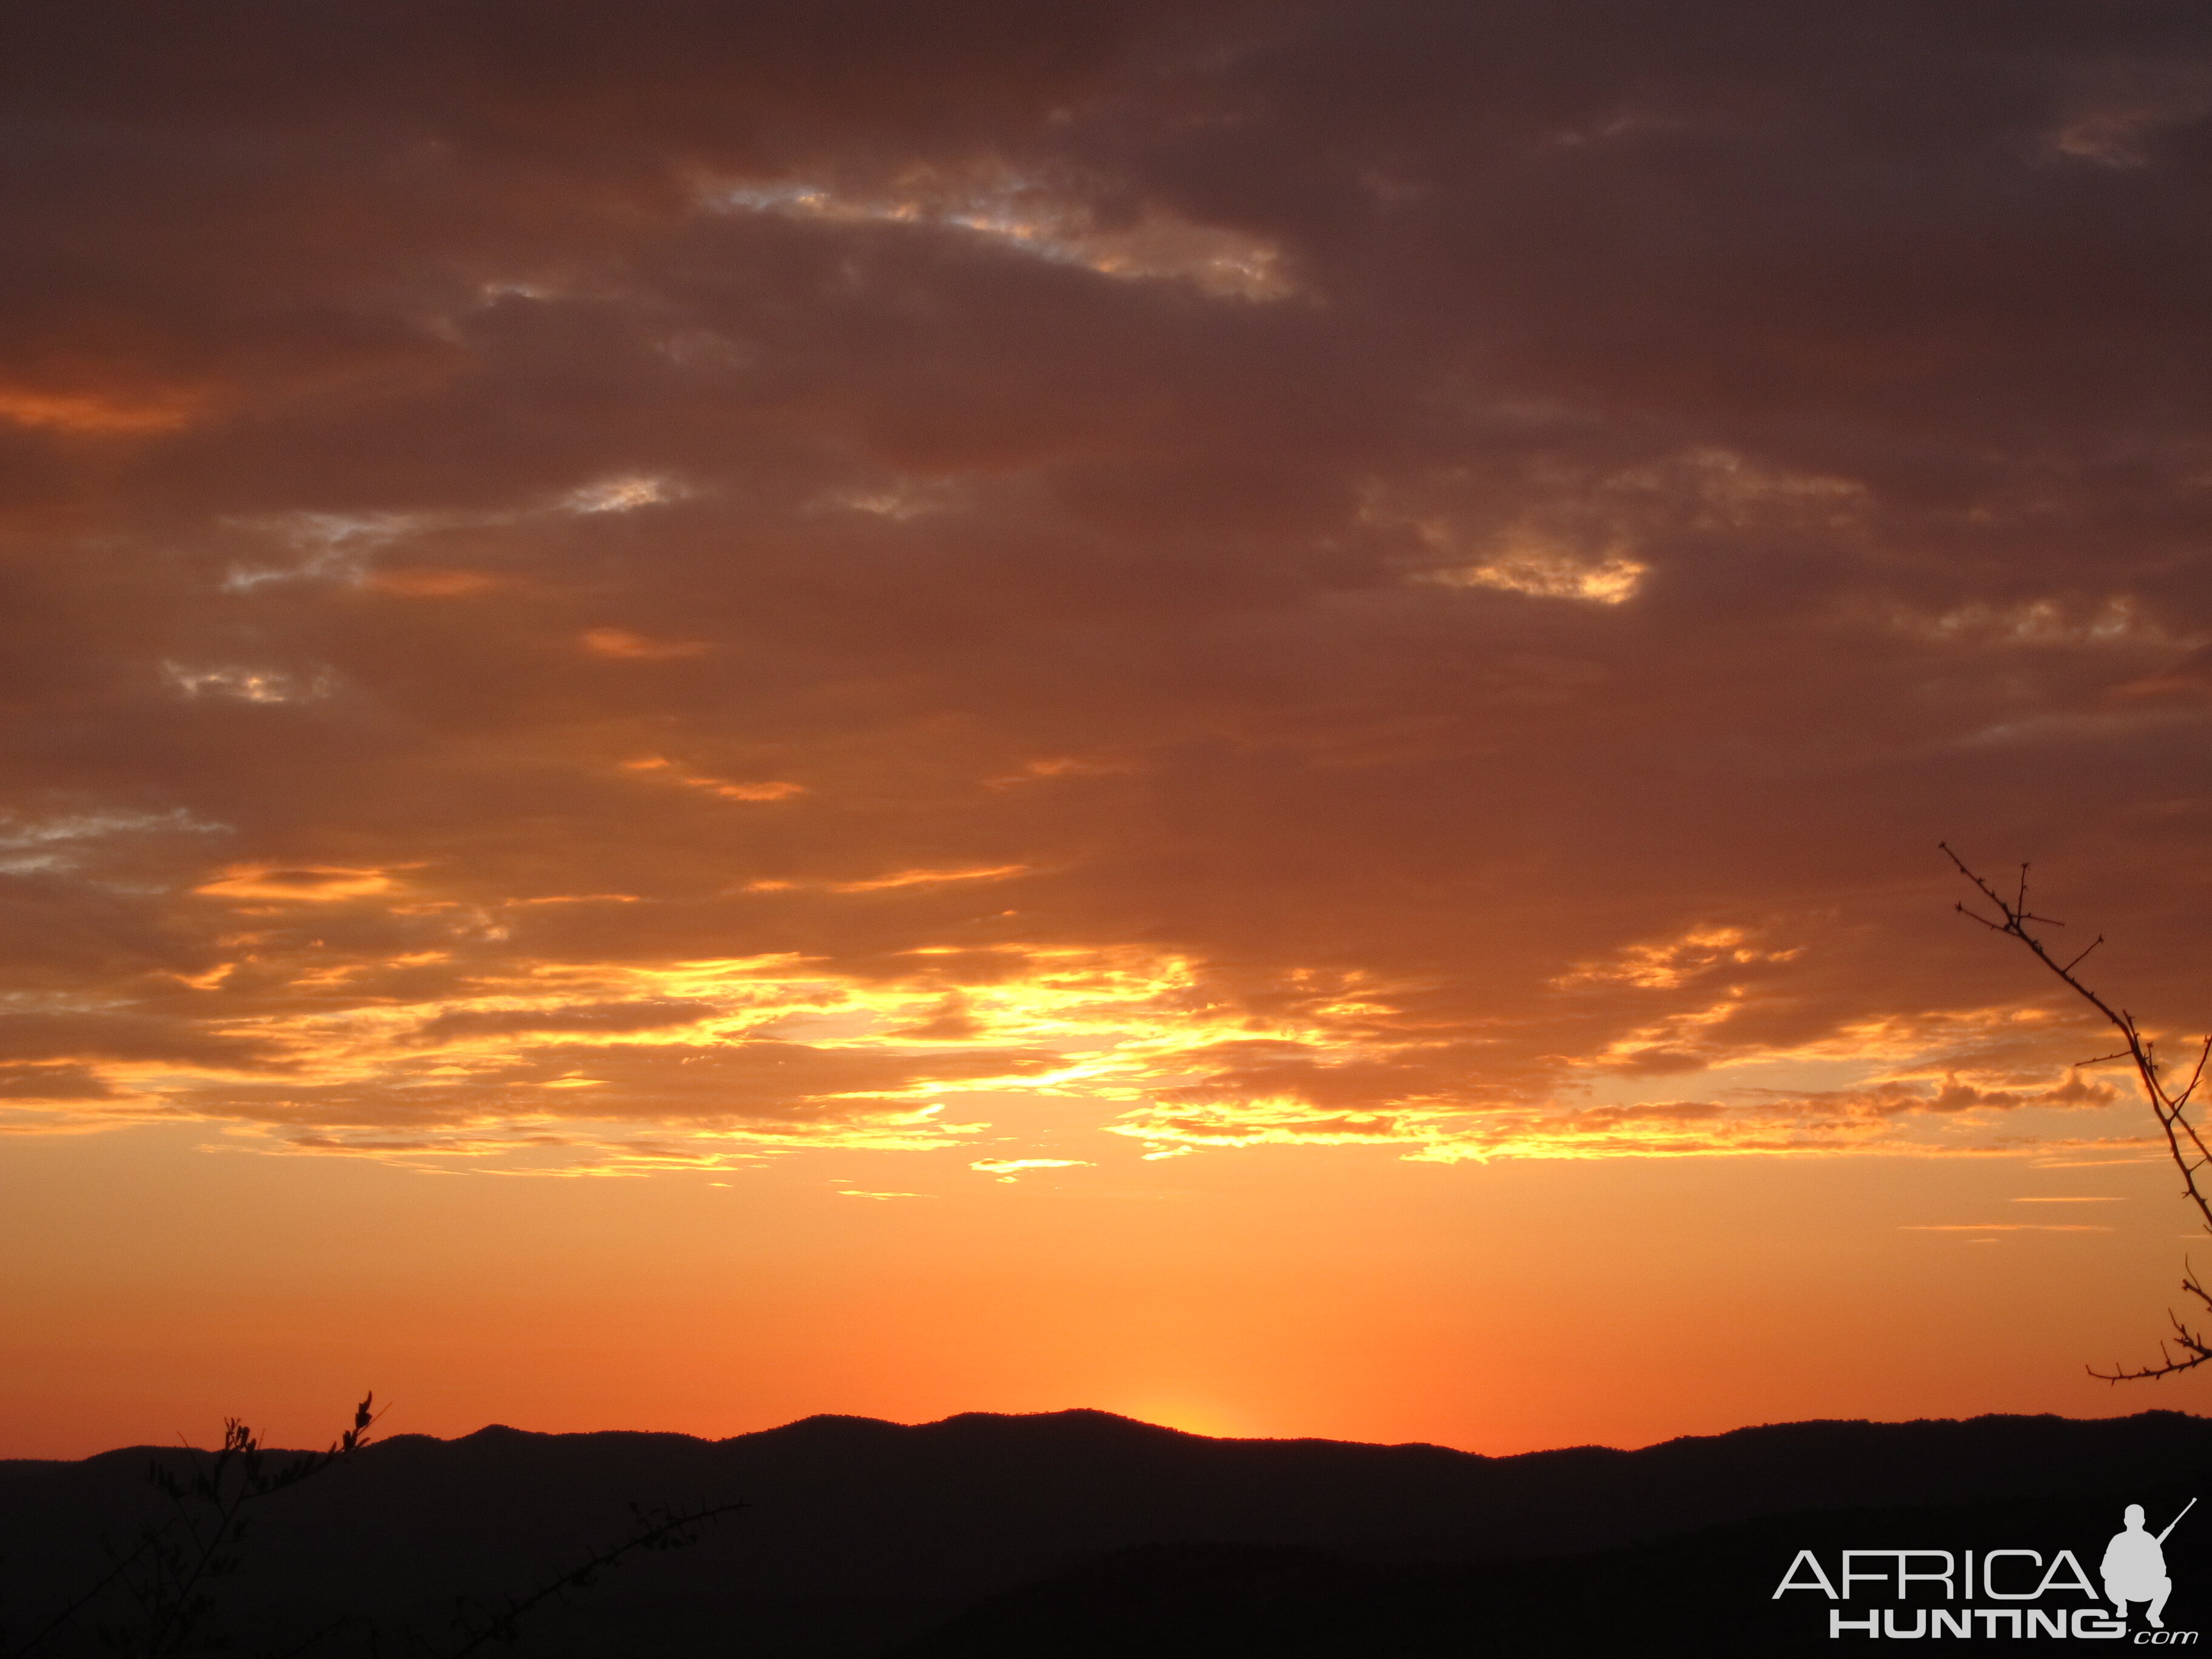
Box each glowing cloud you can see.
[1431,550,1648,605]
[706,172,1297,300]
[0,385,204,434]
[582,628,711,660]
[622,756,805,801]
[192,865,397,902]
[970,1157,1090,1182]
[830,865,1030,894]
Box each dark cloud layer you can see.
[3,2,2209,1167]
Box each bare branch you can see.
[1946,845,2212,1379]
[2174,1035,2212,1111]
[7,1395,383,1658]
[2061,936,2105,976]
[421,1498,748,1658]
[2088,1273,2212,1383]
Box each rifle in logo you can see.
[2105,1498,2194,1630]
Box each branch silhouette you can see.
[1943,843,2212,1381]
[7,1393,383,1659]
[417,1498,747,1658]
[6,1395,747,1659]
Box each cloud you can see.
[0,1013,285,1070]
[830,866,1030,894]
[2013,1195,2125,1202]
[706,169,1298,300]
[622,756,806,800]
[192,866,397,902]
[364,568,505,598]
[1430,551,1648,606]
[166,665,333,703]
[0,385,203,434]
[0,0,2207,1176]
[0,808,229,876]
[1900,1224,2115,1234]
[0,1064,125,1101]
[970,1157,1089,1181]
[406,998,723,1043]
[581,628,711,660]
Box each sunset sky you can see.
[8,1,2212,1460]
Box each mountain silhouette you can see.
[4,1408,2208,1655]
[893,1483,2211,1657]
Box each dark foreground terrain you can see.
[2,1409,2206,1655]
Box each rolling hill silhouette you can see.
[4,1408,2208,1655]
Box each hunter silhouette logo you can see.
[2107,1500,2193,1630]
[1775,1499,2199,1641]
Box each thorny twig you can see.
[1943,844,2212,1381]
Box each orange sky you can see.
[6,0,2212,1459]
